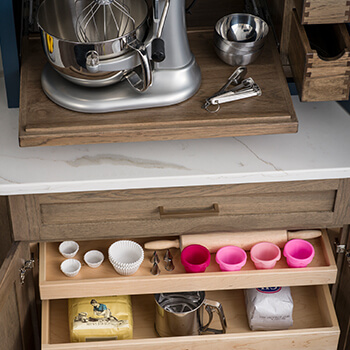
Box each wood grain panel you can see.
[294,0,350,24]
[0,242,40,350]
[0,283,23,349]
[9,179,346,241]
[0,197,13,266]
[9,195,41,241]
[39,190,336,225]
[19,29,297,147]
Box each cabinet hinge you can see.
[20,256,35,285]
[334,238,346,254]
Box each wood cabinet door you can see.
[334,226,350,350]
[0,241,40,350]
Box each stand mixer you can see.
[37,0,201,113]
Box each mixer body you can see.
[37,0,202,112]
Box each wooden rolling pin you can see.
[144,230,322,253]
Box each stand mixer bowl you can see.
[37,0,150,87]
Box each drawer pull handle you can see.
[158,203,219,218]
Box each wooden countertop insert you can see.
[20,31,298,147]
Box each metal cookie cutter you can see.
[202,67,262,113]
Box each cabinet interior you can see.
[45,286,338,345]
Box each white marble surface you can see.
[1,73,350,195]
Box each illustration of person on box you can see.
[90,299,117,321]
[73,299,127,327]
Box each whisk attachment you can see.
[75,0,136,42]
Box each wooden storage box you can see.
[288,9,350,101]
[39,230,336,300]
[294,0,350,25]
[42,286,339,350]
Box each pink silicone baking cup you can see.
[181,244,211,273]
[216,245,247,271]
[283,239,315,268]
[250,242,281,269]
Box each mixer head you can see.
[75,0,136,42]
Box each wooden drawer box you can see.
[42,286,339,350]
[288,9,350,102]
[38,230,336,300]
[9,179,350,241]
[294,0,350,25]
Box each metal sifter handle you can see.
[200,299,227,334]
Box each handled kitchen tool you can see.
[144,229,322,253]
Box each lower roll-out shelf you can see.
[42,286,339,350]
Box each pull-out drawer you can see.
[294,0,350,24]
[42,286,339,350]
[288,9,350,102]
[39,230,336,300]
[9,179,350,241]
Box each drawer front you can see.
[42,286,339,350]
[288,10,350,102]
[295,0,350,25]
[9,179,349,241]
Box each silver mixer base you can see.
[41,60,201,113]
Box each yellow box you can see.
[68,295,133,342]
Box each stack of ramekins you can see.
[108,240,144,275]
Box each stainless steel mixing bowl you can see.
[37,0,150,87]
[214,13,269,66]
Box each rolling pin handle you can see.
[144,239,180,250]
[287,230,322,240]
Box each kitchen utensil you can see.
[164,258,175,272]
[151,261,160,275]
[283,239,315,268]
[144,229,322,253]
[180,244,211,273]
[151,251,160,264]
[59,241,79,258]
[250,242,281,269]
[214,13,269,66]
[164,249,175,271]
[154,291,227,336]
[60,259,81,277]
[225,14,268,42]
[83,250,104,268]
[37,0,201,113]
[164,249,173,261]
[108,240,144,275]
[75,0,135,42]
[215,245,247,271]
[203,77,262,113]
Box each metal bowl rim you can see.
[37,0,150,44]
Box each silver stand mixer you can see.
[37,0,201,113]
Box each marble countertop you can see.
[1,75,350,196]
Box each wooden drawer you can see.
[294,0,350,25]
[9,179,350,241]
[41,285,339,350]
[38,230,336,300]
[288,9,350,102]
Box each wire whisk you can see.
[75,0,135,42]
